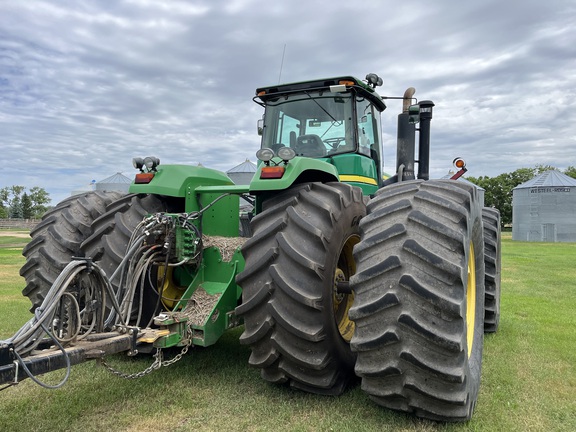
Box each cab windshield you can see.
[261,92,357,158]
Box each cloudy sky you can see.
[1,1,575,205]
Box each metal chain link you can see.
[100,351,162,379]
[99,324,193,379]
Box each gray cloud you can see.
[1,0,575,205]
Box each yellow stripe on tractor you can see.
[339,175,378,185]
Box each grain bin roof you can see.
[514,170,576,189]
[97,172,132,184]
[227,159,257,174]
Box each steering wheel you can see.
[323,137,346,150]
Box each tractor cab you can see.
[254,75,387,192]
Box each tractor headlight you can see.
[144,156,160,171]
[256,148,275,163]
[277,146,296,162]
[132,157,144,170]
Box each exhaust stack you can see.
[395,88,417,182]
[417,100,434,181]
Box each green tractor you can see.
[2,73,501,422]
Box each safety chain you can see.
[99,324,193,379]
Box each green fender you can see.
[129,165,235,198]
[129,165,242,235]
[249,157,339,192]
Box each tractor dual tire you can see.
[20,191,123,311]
[236,182,365,395]
[482,207,501,333]
[349,180,485,422]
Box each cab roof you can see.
[255,76,386,112]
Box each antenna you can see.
[278,44,286,84]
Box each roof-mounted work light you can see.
[132,157,145,171]
[256,148,275,165]
[365,73,383,88]
[143,156,160,171]
[277,146,296,162]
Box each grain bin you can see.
[512,170,576,242]
[96,172,132,194]
[226,159,256,185]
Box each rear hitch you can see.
[113,325,141,356]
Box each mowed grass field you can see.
[0,229,575,432]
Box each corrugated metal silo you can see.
[512,170,576,242]
[96,172,132,194]
[226,159,256,185]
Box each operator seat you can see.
[295,134,326,158]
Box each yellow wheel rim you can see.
[333,235,359,343]
[157,266,186,310]
[466,243,476,358]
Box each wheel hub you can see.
[466,243,476,358]
[332,235,359,343]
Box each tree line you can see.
[466,165,576,226]
[0,186,51,219]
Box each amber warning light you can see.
[135,173,155,184]
[450,157,467,180]
[260,166,285,179]
[453,158,466,169]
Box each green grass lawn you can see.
[0,231,575,431]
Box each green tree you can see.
[467,167,538,226]
[534,164,557,174]
[0,187,11,208]
[10,185,25,200]
[0,185,50,218]
[0,188,8,218]
[564,166,576,179]
[21,193,33,219]
[28,186,51,217]
[9,195,23,218]
[0,185,25,210]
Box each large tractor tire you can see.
[80,194,183,325]
[482,207,501,333]
[20,191,123,311]
[236,182,365,395]
[349,180,485,422]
